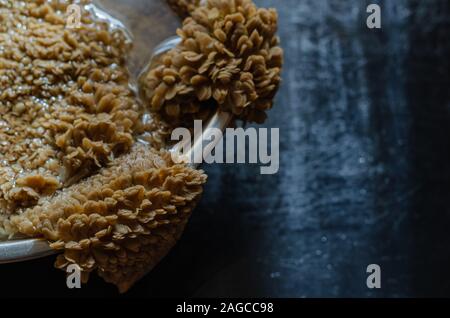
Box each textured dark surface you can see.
[1,0,450,298]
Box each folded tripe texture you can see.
[0,0,203,292]
[0,0,140,223]
[11,143,206,293]
[141,0,283,126]
[167,0,200,19]
[0,0,281,292]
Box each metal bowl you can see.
[0,1,232,264]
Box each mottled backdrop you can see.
[1,0,450,298]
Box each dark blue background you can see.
[1,0,450,297]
